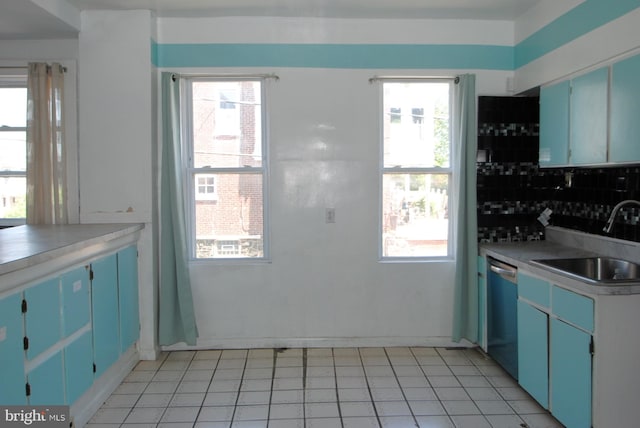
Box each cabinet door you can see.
[570,67,608,165]
[610,54,640,163]
[118,246,139,352]
[27,350,65,405]
[517,300,548,409]
[0,292,27,405]
[61,266,91,337]
[550,318,592,428]
[91,253,120,377]
[24,277,61,359]
[539,80,570,167]
[477,256,487,351]
[64,330,94,404]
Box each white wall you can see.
[157,17,513,349]
[78,10,157,358]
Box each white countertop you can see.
[0,223,144,277]
[480,238,640,296]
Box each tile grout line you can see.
[330,348,345,428]
[266,348,278,427]
[357,348,383,428]
[302,348,309,428]
[383,347,420,428]
[229,350,249,426]
[193,350,222,427]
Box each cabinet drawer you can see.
[552,286,594,332]
[518,273,550,308]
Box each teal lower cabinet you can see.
[91,253,121,377]
[64,330,94,404]
[550,318,592,428]
[24,278,62,359]
[516,273,594,428]
[61,266,91,337]
[118,246,139,353]
[0,292,27,405]
[517,300,548,409]
[0,243,139,412]
[27,351,66,405]
[477,256,487,351]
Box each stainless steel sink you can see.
[530,257,640,285]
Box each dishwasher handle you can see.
[488,258,517,283]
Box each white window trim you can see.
[182,76,270,262]
[378,77,455,262]
[0,73,27,226]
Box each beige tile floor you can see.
[86,347,564,428]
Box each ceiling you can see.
[66,0,542,19]
[1,0,542,40]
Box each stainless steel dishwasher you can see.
[487,257,518,379]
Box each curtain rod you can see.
[0,65,68,72]
[369,75,459,84]
[171,72,279,82]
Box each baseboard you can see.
[161,336,475,351]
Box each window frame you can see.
[182,76,270,262]
[0,73,28,226]
[378,78,455,262]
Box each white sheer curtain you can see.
[26,62,68,225]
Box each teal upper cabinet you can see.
[610,54,640,163]
[539,80,570,166]
[570,67,608,165]
[540,53,640,167]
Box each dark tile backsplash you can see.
[476,96,640,244]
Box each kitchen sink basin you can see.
[530,257,640,285]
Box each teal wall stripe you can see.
[154,43,513,70]
[152,1,639,70]
[515,0,640,68]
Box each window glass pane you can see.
[382,173,449,257]
[383,82,450,168]
[0,131,26,171]
[0,88,27,127]
[0,176,26,218]
[194,173,263,258]
[192,81,262,168]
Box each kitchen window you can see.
[0,74,28,226]
[184,78,267,260]
[381,80,452,259]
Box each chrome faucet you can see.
[603,200,640,233]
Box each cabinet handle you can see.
[489,265,517,278]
